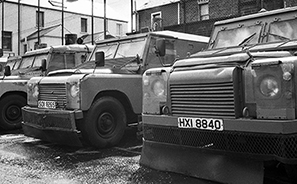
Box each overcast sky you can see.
[13,0,149,31]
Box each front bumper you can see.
[142,114,297,164]
[22,106,83,147]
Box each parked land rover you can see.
[21,31,209,148]
[0,44,93,130]
[140,7,297,184]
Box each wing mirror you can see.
[41,59,47,72]
[95,51,105,67]
[4,66,11,76]
[155,38,166,57]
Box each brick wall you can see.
[139,0,297,36]
[137,3,179,31]
[209,0,239,18]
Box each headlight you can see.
[143,68,169,115]
[28,83,39,98]
[70,83,80,98]
[152,80,165,97]
[260,76,279,97]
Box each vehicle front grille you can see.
[170,81,235,118]
[39,84,67,109]
[143,125,297,162]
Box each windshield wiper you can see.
[238,33,256,46]
[267,32,291,41]
[118,54,140,69]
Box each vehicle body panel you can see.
[140,6,297,184]
[21,31,209,147]
[0,44,94,130]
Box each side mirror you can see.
[155,38,166,57]
[95,51,105,67]
[4,66,11,76]
[41,59,47,72]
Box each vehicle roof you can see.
[23,44,94,57]
[95,31,209,45]
[215,6,297,26]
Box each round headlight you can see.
[32,85,39,98]
[70,84,79,98]
[260,77,279,97]
[152,80,164,96]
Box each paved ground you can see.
[0,127,218,184]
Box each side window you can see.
[65,53,76,68]
[47,54,65,72]
[32,54,48,67]
[145,38,176,69]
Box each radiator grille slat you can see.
[170,81,235,118]
[39,84,67,109]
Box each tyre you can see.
[81,97,126,148]
[0,95,26,130]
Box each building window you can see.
[23,44,27,54]
[81,18,88,33]
[116,24,122,36]
[2,31,12,51]
[197,0,209,20]
[151,12,162,31]
[36,11,44,28]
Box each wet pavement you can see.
[0,127,217,184]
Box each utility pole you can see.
[104,0,106,39]
[131,0,133,32]
[62,0,64,45]
[37,0,40,46]
[91,0,94,44]
[1,0,4,51]
[18,0,20,55]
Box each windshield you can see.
[79,38,146,69]
[19,54,48,69]
[212,25,263,49]
[268,19,297,42]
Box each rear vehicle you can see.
[21,31,209,148]
[0,44,93,130]
[140,7,297,184]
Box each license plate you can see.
[38,100,56,109]
[178,117,223,131]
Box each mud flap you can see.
[140,140,264,184]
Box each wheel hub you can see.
[97,112,115,136]
[6,105,21,121]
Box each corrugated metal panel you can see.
[170,81,235,118]
[39,84,67,109]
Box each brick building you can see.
[136,0,297,36]
[0,0,128,59]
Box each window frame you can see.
[36,10,44,28]
[151,11,162,31]
[2,31,12,51]
[81,18,88,33]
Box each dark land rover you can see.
[140,7,297,184]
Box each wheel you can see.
[81,97,126,148]
[0,95,26,130]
